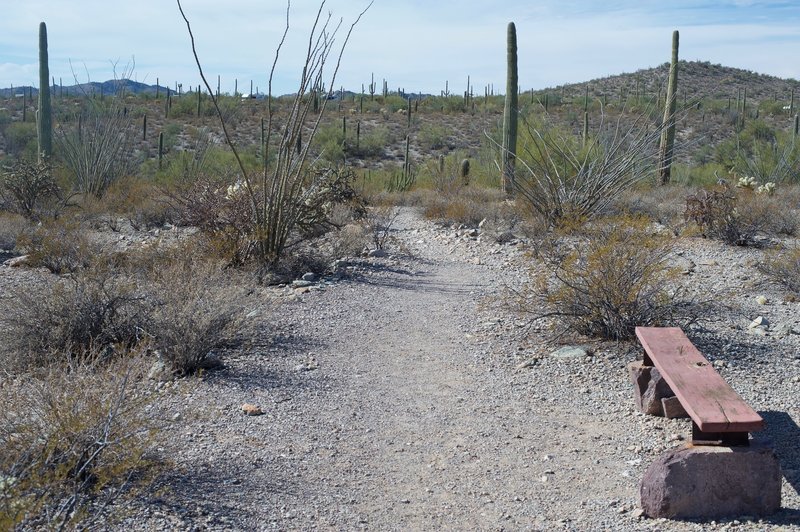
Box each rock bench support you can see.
[632,326,782,520]
[641,443,781,520]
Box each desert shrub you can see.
[0,159,65,220]
[0,357,161,530]
[684,185,787,245]
[0,212,29,250]
[130,247,247,375]
[363,205,400,250]
[758,245,800,295]
[612,184,692,231]
[0,266,146,368]
[349,124,391,158]
[3,122,37,159]
[422,188,506,227]
[528,217,697,340]
[15,218,95,274]
[417,123,449,151]
[313,123,346,164]
[103,178,177,231]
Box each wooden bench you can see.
[635,326,764,446]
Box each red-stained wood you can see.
[635,327,764,433]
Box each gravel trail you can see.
[120,208,799,531]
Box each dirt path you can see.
[127,208,800,531]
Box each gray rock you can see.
[661,396,688,419]
[749,316,769,330]
[301,272,317,282]
[3,254,29,267]
[368,248,389,258]
[549,346,588,360]
[147,355,171,381]
[495,231,517,244]
[641,442,781,519]
[292,280,314,288]
[628,361,675,416]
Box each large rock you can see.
[641,442,781,519]
[628,361,675,416]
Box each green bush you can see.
[529,216,697,340]
[3,122,37,159]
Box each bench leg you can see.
[691,422,750,446]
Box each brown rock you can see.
[628,361,675,416]
[661,396,689,419]
[641,442,781,519]
[241,403,264,416]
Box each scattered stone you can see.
[301,272,317,282]
[241,403,264,416]
[295,360,318,372]
[147,356,171,381]
[756,295,768,305]
[641,442,781,519]
[550,346,588,360]
[292,280,314,288]
[631,508,645,519]
[516,359,537,369]
[749,316,769,329]
[773,322,795,338]
[478,218,488,229]
[3,254,29,267]
[494,231,517,244]
[368,248,389,258]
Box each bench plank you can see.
[635,327,764,433]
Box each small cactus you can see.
[158,131,164,170]
[460,158,470,185]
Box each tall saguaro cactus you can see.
[37,21,53,162]
[502,22,518,195]
[658,30,679,185]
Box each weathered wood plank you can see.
[635,327,764,433]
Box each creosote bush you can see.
[684,184,791,245]
[758,245,800,295]
[15,218,94,274]
[1,264,145,369]
[527,216,698,340]
[1,238,251,376]
[0,357,163,530]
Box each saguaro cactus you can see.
[658,30,679,185]
[502,22,518,195]
[37,22,52,162]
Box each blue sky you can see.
[1,1,798,95]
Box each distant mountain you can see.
[0,79,171,98]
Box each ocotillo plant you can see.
[37,22,52,162]
[143,114,147,141]
[658,30,679,185]
[502,21,518,195]
[794,114,799,143]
